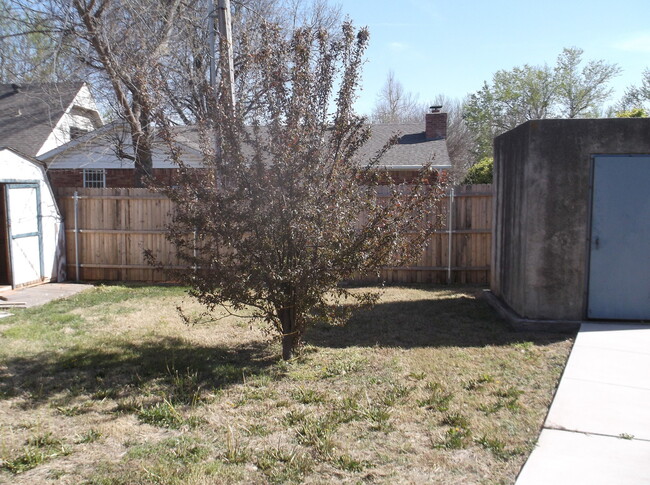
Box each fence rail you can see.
[54,184,493,284]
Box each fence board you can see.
[55,184,493,285]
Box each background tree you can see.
[370,75,475,180]
[0,0,78,82]
[5,0,343,186]
[462,156,492,184]
[463,65,556,160]
[614,68,650,114]
[615,107,648,118]
[4,0,191,186]
[463,47,620,160]
[371,70,422,123]
[554,47,622,118]
[152,23,446,360]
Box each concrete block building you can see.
[490,119,650,327]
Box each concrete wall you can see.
[492,118,650,321]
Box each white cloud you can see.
[388,42,408,53]
[615,32,650,52]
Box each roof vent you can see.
[11,84,21,94]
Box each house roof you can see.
[359,123,450,169]
[40,121,205,170]
[174,122,451,169]
[41,119,451,170]
[0,82,86,157]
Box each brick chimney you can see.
[425,105,447,140]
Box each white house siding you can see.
[36,84,103,156]
[0,148,65,286]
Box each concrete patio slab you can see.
[516,429,650,485]
[545,379,650,440]
[516,323,650,484]
[577,323,650,354]
[560,345,650,389]
[0,283,94,308]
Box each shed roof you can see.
[0,82,85,157]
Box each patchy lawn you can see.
[0,285,574,484]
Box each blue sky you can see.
[341,0,650,115]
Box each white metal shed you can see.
[0,147,66,288]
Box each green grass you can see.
[0,284,574,484]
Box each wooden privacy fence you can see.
[54,184,493,285]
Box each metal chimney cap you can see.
[429,105,443,113]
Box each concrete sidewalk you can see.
[0,282,94,309]
[516,323,650,485]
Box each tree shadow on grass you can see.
[0,337,276,407]
[305,293,574,349]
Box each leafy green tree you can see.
[464,65,556,160]
[463,48,620,160]
[615,108,648,118]
[554,47,622,118]
[616,68,650,113]
[462,157,492,185]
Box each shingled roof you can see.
[358,123,450,168]
[0,82,86,157]
[171,120,451,169]
[43,115,451,171]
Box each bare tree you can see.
[5,0,343,186]
[150,23,446,360]
[0,0,78,82]
[371,70,422,123]
[153,0,344,123]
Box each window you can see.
[70,126,89,140]
[83,169,106,188]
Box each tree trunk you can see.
[278,298,298,360]
[133,135,153,188]
[282,332,297,360]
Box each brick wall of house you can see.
[47,169,84,188]
[377,169,444,184]
[47,168,185,189]
[47,167,439,189]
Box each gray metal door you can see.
[588,155,650,320]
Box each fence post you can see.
[447,187,454,284]
[73,191,80,282]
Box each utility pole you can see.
[218,0,236,111]
[207,0,234,110]
[207,0,235,182]
[208,0,217,88]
